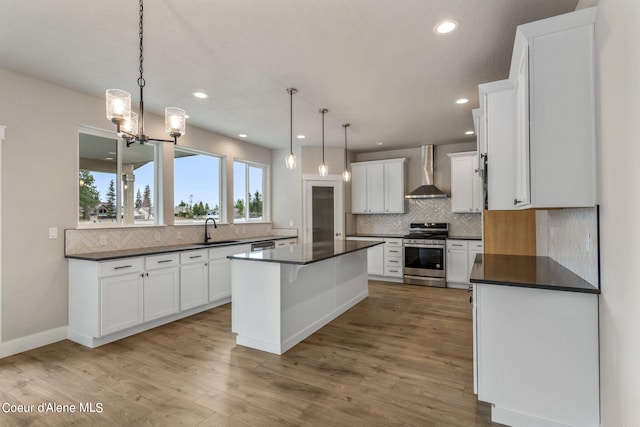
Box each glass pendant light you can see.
[318,108,329,177]
[342,123,351,182]
[285,88,297,169]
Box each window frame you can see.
[77,127,161,228]
[233,159,269,223]
[173,146,226,224]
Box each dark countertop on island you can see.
[470,254,600,294]
[228,240,384,265]
[65,235,295,261]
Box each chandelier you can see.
[105,0,186,147]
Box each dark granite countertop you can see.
[447,235,482,241]
[470,254,600,294]
[228,240,383,265]
[65,235,296,261]
[346,233,405,239]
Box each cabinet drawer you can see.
[99,258,144,277]
[384,265,403,277]
[447,240,468,250]
[209,244,249,260]
[385,246,403,257]
[384,238,403,247]
[180,249,208,264]
[385,255,402,267]
[469,241,484,251]
[145,253,179,270]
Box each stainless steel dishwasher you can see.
[250,241,275,251]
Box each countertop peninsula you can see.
[470,254,600,294]
[228,239,383,265]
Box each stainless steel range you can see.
[403,222,448,287]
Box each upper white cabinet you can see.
[448,152,482,213]
[478,80,516,211]
[511,7,597,209]
[351,158,406,214]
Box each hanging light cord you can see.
[343,124,349,169]
[321,109,327,163]
[137,0,146,138]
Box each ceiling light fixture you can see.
[434,19,459,34]
[106,0,186,147]
[285,88,298,170]
[238,134,248,138]
[342,123,351,182]
[465,130,475,135]
[456,98,469,104]
[192,92,208,99]
[318,108,329,177]
[297,135,305,139]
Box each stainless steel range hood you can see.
[405,145,448,199]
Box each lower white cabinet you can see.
[446,239,483,288]
[276,238,297,247]
[208,244,252,302]
[144,253,180,322]
[100,271,144,336]
[180,249,209,311]
[347,236,403,281]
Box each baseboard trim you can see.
[0,326,68,359]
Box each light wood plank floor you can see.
[0,281,501,426]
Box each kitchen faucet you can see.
[204,217,217,243]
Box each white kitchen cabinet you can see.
[276,238,297,247]
[100,270,144,336]
[208,243,252,303]
[478,80,516,211]
[180,249,209,311]
[475,283,599,426]
[367,243,384,276]
[467,241,484,279]
[448,152,482,213]
[446,240,468,286]
[144,253,180,322]
[383,238,403,278]
[510,7,597,209]
[446,239,483,289]
[351,158,406,214]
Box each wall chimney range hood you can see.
[405,145,448,199]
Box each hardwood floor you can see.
[0,281,499,426]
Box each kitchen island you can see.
[228,239,382,355]
[470,254,600,427]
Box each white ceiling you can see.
[0,0,578,152]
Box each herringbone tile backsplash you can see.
[356,199,482,237]
[65,223,295,255]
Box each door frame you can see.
[302,174,344,244]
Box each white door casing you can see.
[302,175,344,244]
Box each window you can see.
[78,130,159,226]
[233,160,267,222]
[174,147,223,224]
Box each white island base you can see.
[231,250,368,355]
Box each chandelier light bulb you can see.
[319,163,329,177]
[342,169,351,182]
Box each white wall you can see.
[0,68,271,348]
[596,0,640,424]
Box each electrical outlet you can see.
[289,220,294,227]
[48,227,58,239]
[99,236,107,246]
[586,233,591,252]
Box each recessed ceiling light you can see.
[434,20,459,34]
[105,157,114,161]
[376,142,384,146]
[296,135,306,139]
[456,98,469,104]
[465,131,475,135]
[192,91,208,99]
[238,134,248,138]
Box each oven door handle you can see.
[404,244,445,249]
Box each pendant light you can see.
[318,108,329,177]
[285,88,297,169]
[106,0,186,147]
[342,123,351,182]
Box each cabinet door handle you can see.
[514,199,522,205]
[114,265,133,270]
[157,259,173,264]
[190,255,202,259]
[388,250,399,253]
[389,260,399,263]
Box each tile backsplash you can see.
[65,223,296,255]
[355,198,482,237]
